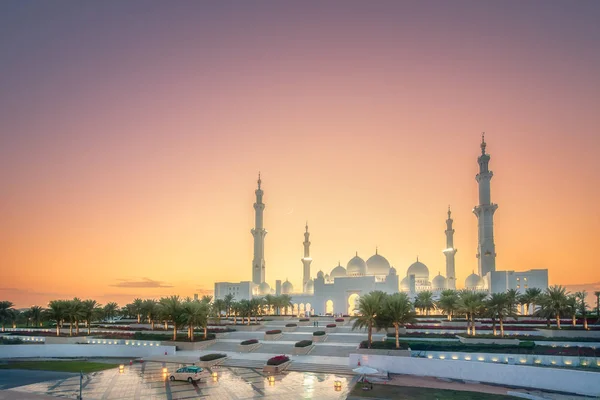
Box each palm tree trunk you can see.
[492,319,496,336]
[204,326,208,340]
[87,321,91,335]
[466,314,471,336]
[471,315,476,336]
[190,327,194,342]
[69,322,73,336]
[75,321,79,335]
[556,314,561,329]
[56,324,60,337]
[395,324,400,349]
[368,323,373,348]
[500,318,504,337]
[151,320,155,330]
[572,315,576,327]
[164,321,168,330]
[137,314,141,323]
[583,314,588,329]
[173,324,177,341]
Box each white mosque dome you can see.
[389,266,397,276]
[306,279,314,294]
[282,280,293,294]
[400,276,410,291]
[366,251,391,275]
[465,272,483,289]
[407,259,429,279]
[347,254,367,276]
[432,273,447,289]
[330,263,347,278]
[258,281,271,295]
[317,270,324,279]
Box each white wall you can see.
[349,354,600,397]
[0,344,176,359]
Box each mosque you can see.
[214,136,548,315]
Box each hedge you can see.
[313,331,326,336]
[265,330,282,335]
[299,318,310,322]
[240,339,259,345]
[266,355,290,365]
[295,340,313,348]
[199,353,227,361]
[285,323,297,327]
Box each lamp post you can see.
[79,371,83,400]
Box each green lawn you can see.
[348,384,517,399]
[0,361,119,373]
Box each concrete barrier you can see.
[0,344,176,358]
[535,329,600,339]
[349,353,600,397]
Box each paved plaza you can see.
[9,362,355,399]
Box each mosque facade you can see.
[214,136,548,315]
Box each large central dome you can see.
[347,253,367,276]
[407,259,429,279]
[366,250,390,275]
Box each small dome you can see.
[317,270,324,279]
[330,262,347,278]
[465,272,483,289]
[282,280,293,294]
[432,273,447,289]
[306,279,314,294]
[366,250,391,275]
[407,259,429,279]
[389,266,397,276]
[259,282,271,295]
[347,253,367,276]
[400,276,410,291]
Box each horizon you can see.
[1,1,600,308]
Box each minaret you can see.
[443,206,457,289]
[251,173,267,284]
[302,222,312,293]
[473,134,498,277]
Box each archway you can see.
[299,303,306,317]
[293,303,298,316]
[348,293,360,316]
[305,303,312,316]
[325,300,334,315]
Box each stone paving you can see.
[11,362,354,399]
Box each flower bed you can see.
[335,318,344,323]
[313,331,326,336]
[265,330,282,335]
[241,339,259,345]
[199,353,227,361]
[407,324,536,331]
[266,355,290,365]
[285,323,297,327]
[299,318,310,322]
[326,324,336,328]
[295,340,313,347]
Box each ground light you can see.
[334,380,342,391]
[267,376,275,386]
[162,367,168,374]
[119,365,124,373]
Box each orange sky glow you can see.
[1,2,599,307]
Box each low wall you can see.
[0,344,176,359]
[458,336,520,345]
[349,354,600,397]
[356,348,411,357]
[168,339,215,351]
[535,329,600,339]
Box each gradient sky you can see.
[1,1,599,308]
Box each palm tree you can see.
[382,293,416,349]
[201,295,213,305]
[6,309,19,329]
[131,298,144,323]
[45,300,67,336]
[29,306,44,327]
[103,302,119,322]
[0,301,15,332]
[534,294,554,327]
[231,301,240,324]
[65,298,85,336]
[280,294,293,316]
[594,291,600,320]
[82,300,102,335]
[250,298,263,323]
[223,294,235,317]
[486,293,514,337]
[520,288,542,316]
[414,291,435,315]
[212,299,226,323]
[159,296,182,340]
[142,299,158,330]
[575,291,588,329]
[437,290,459,321]
[544,285,569,329]
[505,289,519,320]
[351,292,384,348]
[237,300,252,325]
[180,301,209,341]
[458,290,487,336]
[263,294,275,315]
[566,295,579,327]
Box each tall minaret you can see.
[251,173,267,284]
[302,222,312,293]
[473,134,498,277]
[443,206,457,289]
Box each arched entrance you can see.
[299,303,306,316]
[347,293,360,316]
[305,303,312,316]
[293,303,298,316]
[325,300,334,315]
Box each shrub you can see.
[342,314,350,317]
[335,318,344,322]
[199,353,227,361]
[295,340,313,348]
[326,324,336,328]
[285,323,297,327]
[266,355,290,365]
[359,340,410,350]
[0,337,23,345]
[240,339,259,345]
[299,318,310,322]
[313,331,326,336]
[265,330,282,335]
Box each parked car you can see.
[169,366,208,383]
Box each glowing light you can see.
[212,371,218,378]
[439,355,446,359]
[119,365,124,373]
[464,356,471,361]
[564,360,572,365]
[427,355,433,359]
[520,359,527,364]
[477,357,485,361]
[491,358,498,362]
[162,367,168,373]
[334,380,342,389]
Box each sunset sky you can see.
[1,1,599,308]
